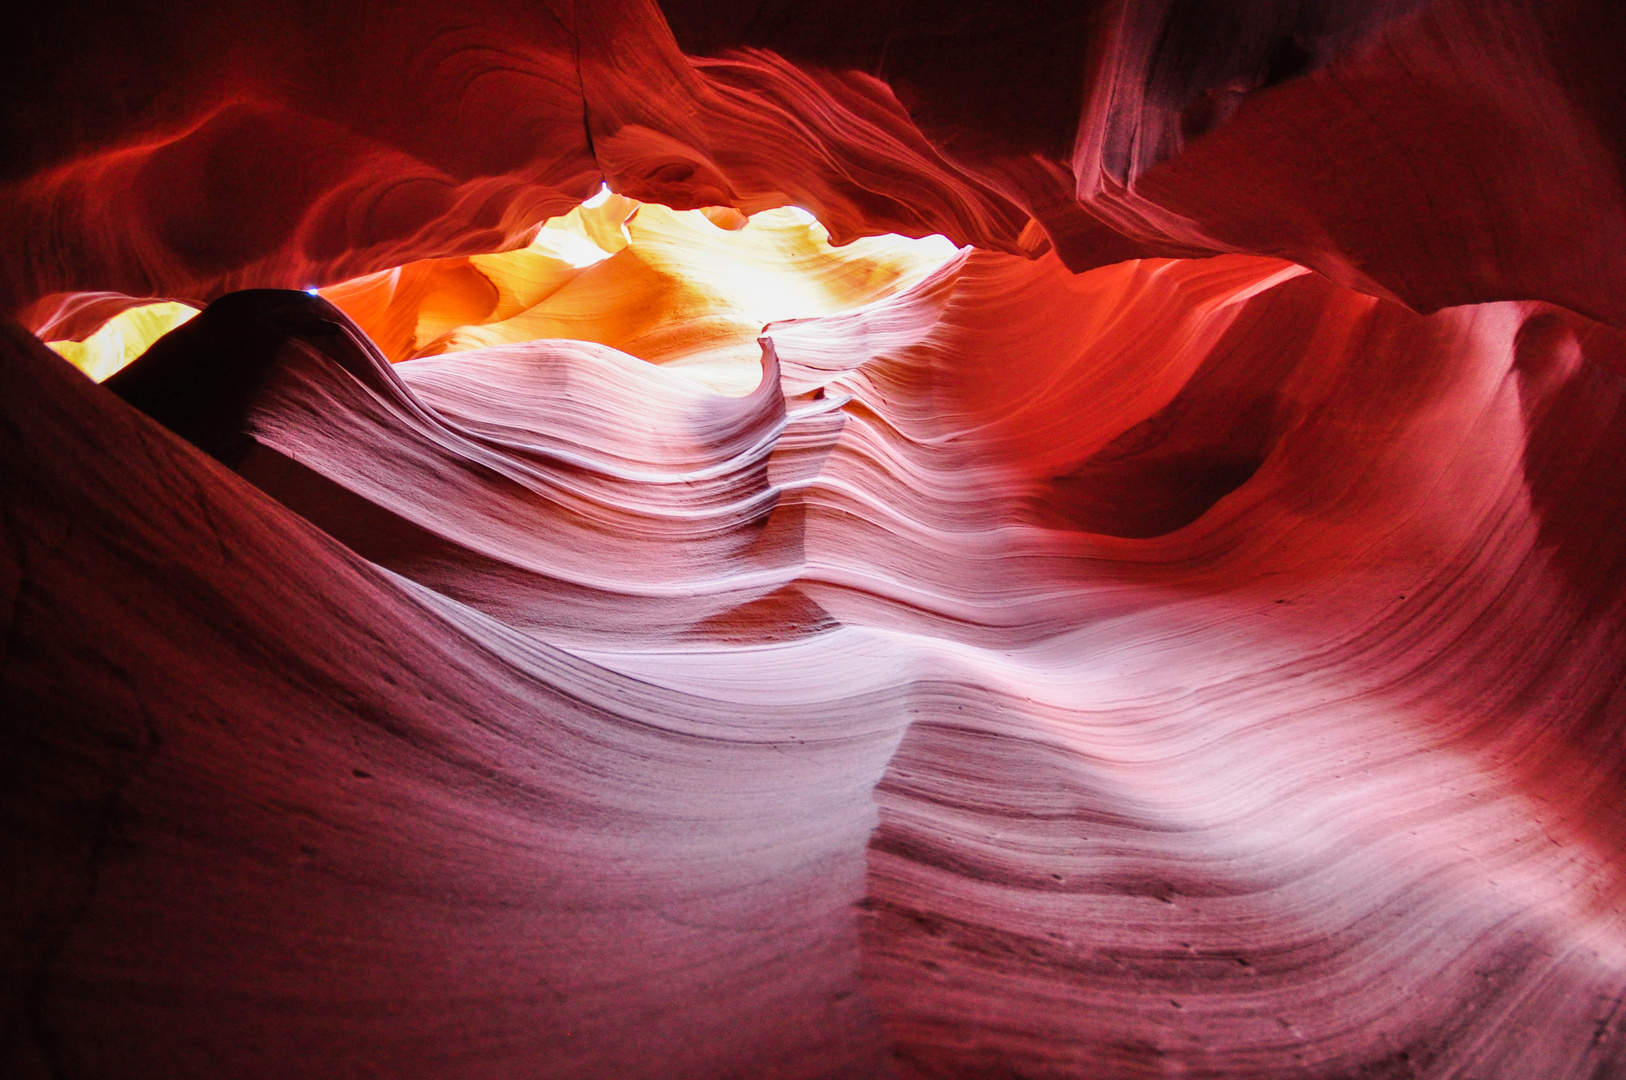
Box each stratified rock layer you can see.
[6,1,1626,324]
[4,1,1626,1078]
[9,234,1626,1076]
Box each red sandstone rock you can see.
[7,0,1624,325]
[4,2,1626,1078]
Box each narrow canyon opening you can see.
[5,2,1626,1079]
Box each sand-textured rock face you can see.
[5,2,1626,1078]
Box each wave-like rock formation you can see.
[8,0,1626,325]
[315,198,957,392]
[5,1,1626,1078]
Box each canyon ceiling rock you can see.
[4,1,1626,1078]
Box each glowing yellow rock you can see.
[328,193,957,394]
[48,301,199,382]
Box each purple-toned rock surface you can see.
[4,2,1626,1076]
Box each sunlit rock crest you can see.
[4,1,1626,1078]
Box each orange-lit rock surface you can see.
[316,196,957,393]
[5,2,1626,1078]
[7,0,1625,325]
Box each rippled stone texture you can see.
[4,1,1626,1078]
[317,198,957,393]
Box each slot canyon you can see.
[5,1,1626,1076]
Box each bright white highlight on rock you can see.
[531,227,614,268]
[583,183,612,209]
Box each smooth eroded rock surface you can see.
[4,1,1626,1077]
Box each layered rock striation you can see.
[4,1,1626,1077]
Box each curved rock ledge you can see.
[4,1,1626,1078]
[6,1,1625,323]
[8,233,1626,1075]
